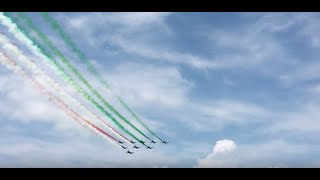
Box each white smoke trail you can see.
[0,13,70,88]
[0,51,123,149]
[0,30,132,144]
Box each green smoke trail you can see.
[3,12,145,145]
[41,12,164,142]
[40,12,111,88]
[16,12,152,142]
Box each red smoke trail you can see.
[0,51,123,149]
[0,31,132,145]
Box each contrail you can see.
[0,51,124,150]
[41,12,165,142]
[0,32,133,145]
[0,12,146,146]
[16,12,153,142]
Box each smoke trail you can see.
[117,97,164,142]
[0,32,132,145]
[0,12,145,146]
[41,12,165,142]
[16,12,152,142]
[0,51,123,150]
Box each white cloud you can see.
[0,133,185,167]
[278,62,320,86]
[0,53,273,152]
[102,13,295,71]
[97,61,272,132]
[195,139,237,168]
[195,139,311,168]
[252,13,308,33]
[95,62,274,133]
[59,12,219,70]
[170,99,271,132]
[103,13,317,73]
[109,35,217,69]
[198,100,269,123]
[103,62,192,109]
[256,13,320,48]
[50,12,174,52]
[269,103,320,134]
[107,12,172,28]
[212,139,237,155]
[67,12,172,30]
[208,17,302,73]
[60,12,320,80]
[250,13,320,85]
[105,12,301,72]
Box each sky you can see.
[0,12,320,167]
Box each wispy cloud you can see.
[108,36,218,69]
[67,12,172,30]
[103,62,192,109]
[0,73,92,137]
[101,61,272,132]
[268,103,320,134]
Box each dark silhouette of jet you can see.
[118,140,124,144]
[133,145,140,149]
[126,150,134,154]
[150,140,156,144]
[121,145,127,149]
[161,141,168,144]
[130,140,136,144]
[146,145,153,149]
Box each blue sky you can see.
[0,12,320,167]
